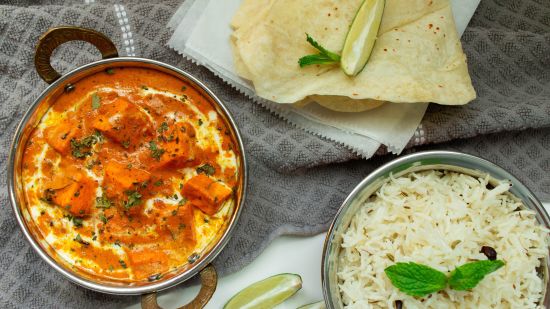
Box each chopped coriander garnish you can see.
[181,86,187,91]
[196,163,215,176]
[123,190,142,209]
[141,85,149,90]
[148,273,162,282]
[99,213,108,224]
[95,196,112,209]
[119,260,127,268]
[148,141,165,161]
[178,197,188,206]
[105,68,115,75]
[122,140,131,149]
[188,253,200,264]
[64,215,84,228]
[70,131,103,159]
[91,93,101,110]
[42,188,55,203]
[153,180,163,186]
[158,122,169,133]
[198,119,203,126]
[74,234,89,246]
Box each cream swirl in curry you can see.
[21,67,240,283]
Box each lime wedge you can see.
[298,300,326,309]
[340,0,385,76]
[223,273,302,309]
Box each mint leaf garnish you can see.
[384,262,447,297]
[298,33,341,68]
[385,260,505,297]
[448,260,505,291]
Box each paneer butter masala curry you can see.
[21,67,241,283]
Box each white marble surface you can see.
[125,202,550,308]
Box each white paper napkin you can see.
[168,0,480,157]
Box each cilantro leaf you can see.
[196,163,215,176]
[95,195,112,209]
[148,141,165,161]
[448,260,505,291]
[157,122,169,133]
[70,131,103,159]
[123,190,142,209]
[119,259,127,268]
[298,33,341,68]
[384,262,447,297]
[99,213,108,224]
[74,234,89,246]
[91,93,101,110]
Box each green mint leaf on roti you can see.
[305,33,341,61]
[384,262,447,297]
[299,54,339,67]
[448,260,505,291]
[298,33,341,68]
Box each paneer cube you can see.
[103,160,150,197]
[152,122,201,169]
[92,97,153,147]
[43,119,77,155]
[182,174,233,215]
[48,179,96,217]
[125,249,169,280]
[154,202,196,247]
[43,175,73,191]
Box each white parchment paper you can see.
[168,0,480,157]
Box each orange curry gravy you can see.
[21,67,241,283]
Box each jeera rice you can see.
[338,170,549,308]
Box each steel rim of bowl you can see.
[321,150,550,308]
[7,57,248,295]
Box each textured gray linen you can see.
[0,0,549,307]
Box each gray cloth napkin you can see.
[0,0,548,308]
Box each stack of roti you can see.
[230,0,476,112]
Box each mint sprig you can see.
[448,260,505,290]
[384,260,505,297]
[384,262,447,297]
[298,34,341,68]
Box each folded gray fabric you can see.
[0,0,548,308]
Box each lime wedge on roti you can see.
[223,273,302,309]
[341,0,385,76]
